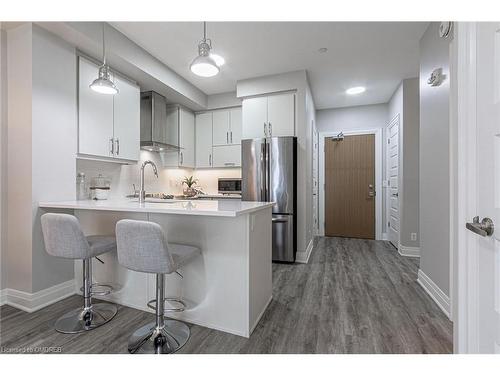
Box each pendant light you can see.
[190,22,220,78]
[90,23,118,95]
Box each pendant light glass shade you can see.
[190,22,221,78]
[90,23,118,95]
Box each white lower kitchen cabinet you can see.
[212,145,241,168]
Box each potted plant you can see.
[182,176,198,197]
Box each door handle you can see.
[109,138,114,155]
[115,138,120,156]
[466,216,494,237]
[272,218,288,223]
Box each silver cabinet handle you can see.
[466,216,494,237]
[227,132,229,144]
[224,162,235,166]
[230,131,233,143]
[115,138,120,156]
[269,122,272,137]
[264,122,267,137]
[110,138,114,155]
[209,154,212,166]
[180,152,183,165]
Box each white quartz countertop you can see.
[38,199,273,217]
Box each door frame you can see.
[386,114,401,248]
[318,128,383,240]
[452,22,479,353]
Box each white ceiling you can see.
[112,22,428,110]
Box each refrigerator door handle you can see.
[264,122,267,137]
[265,141,270,202]
[260,142,266,201]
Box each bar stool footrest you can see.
[147,298,186,313]
[80,283,114,296]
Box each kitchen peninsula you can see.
[39,199,273,337]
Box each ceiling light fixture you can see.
[90,23,118,95]
[346,86,366,95]
[190,22,220,77]
[318,47,328,53]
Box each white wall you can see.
[237,70,314,257]
[0,28,7,291]
[31,25,77,291]
[6,23,33,293]
[316,104,389,235]
[419,22,451,296]
[206,92,241,110]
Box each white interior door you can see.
[387,115,400,248]
[312,124,319,235]
[464,22,500,353]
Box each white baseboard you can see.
[0,288,7,306]
[417,269,451,319]
[398,243,421,257]
[295,239,314,264]
[381,232,388,241]
[2,280,76,313]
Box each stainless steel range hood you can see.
[140,91,179,152]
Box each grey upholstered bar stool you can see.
[115,219,200,354]
[41,213,117,333]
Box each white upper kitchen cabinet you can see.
[78,57,114,158]
[242,92,295,139]
[212,110,230,146]
[267,93,295,137]
[242,96,268,139]
[113,76,140,161]
[78,56,140,162]
[179,108,195,168]
[212,145,241,168]
[195,112,213,168]
[229,107,242,144]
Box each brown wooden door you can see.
[325,134,375,239]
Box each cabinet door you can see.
[212,110,230,145]
[229,107,242,144]
[78,57,114,157]
[113,76,140,161]
[242,96,268,139]
[195,112,213,168]
[179,108,195,168]
[212,145,241,168]
[267,93,295,137]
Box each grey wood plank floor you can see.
[0,237,452,354]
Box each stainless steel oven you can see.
[218,178,242,195]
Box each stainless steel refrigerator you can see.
[242,136,297,262]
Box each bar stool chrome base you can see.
[128,320,190,354]
[55,303,117,334]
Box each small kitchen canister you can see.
[90,174,111,200]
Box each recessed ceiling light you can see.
[318,47,328,53]
[346,86,366,95]
[210,53,225,67]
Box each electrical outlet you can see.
[411,233,417,241]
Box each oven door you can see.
[272,214,295,262]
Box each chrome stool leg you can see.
[55,258,117,334]
[128,274,190,354]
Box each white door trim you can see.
[453,22,479,353]
[318,128,383,240]
[386,114,401,248]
